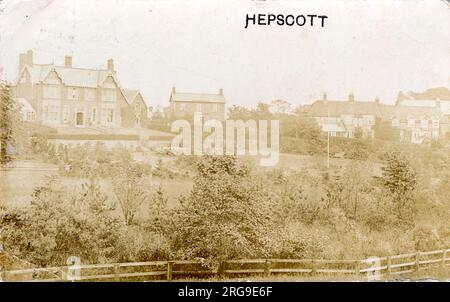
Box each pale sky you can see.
[0,0,449,108]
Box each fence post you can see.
[354,260,360,276]
[167,261,174,281]
[311,259,317,275]
[415,252,420,272]
[218,261,225,278]
[264,260,271,277]
[113,264,120,282]
[441,250,447,268]
[386,256,391,278]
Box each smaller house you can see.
[121,89,149,128]
[168,87,226,121]
[381,105,441,144]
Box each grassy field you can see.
[0,159,193,225]
[0,152,385,210]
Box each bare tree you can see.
[112,165,151,225]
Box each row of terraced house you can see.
[304,88,450,144]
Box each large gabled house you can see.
[11,50,148,129]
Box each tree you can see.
[380,151,417,222]
[354,127,363,139]
[374,118,399,141]
[167,156,274,266]
[0,85,21,166]
[112,163,151,225]
[0,176,121,266]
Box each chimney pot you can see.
[27,49,33,65]
[323,93,327,101]
[348,93,355,102]
[65,55,72,67]
[219,88,223,95]
[19,49,33,72]
[107,58,114,71]
[172,87,176,94]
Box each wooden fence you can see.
[1,248,448,282]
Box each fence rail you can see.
[1,248,449,282]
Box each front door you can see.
[76,112,84,126]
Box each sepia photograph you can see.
[0,0,449,292]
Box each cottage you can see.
[168,87,226,121]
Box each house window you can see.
[85,88,96,101]
[407,118,415,128]
[392,118,399,127]
[432,119,439,128]
[179,103,186,111]
[420,119,428,129]
[213,104,218,113]
[43,85,61,99]
[102,89,116,102]
[196,103,202,112]
[67,87,78,100]
[49,106,59,121]
[107,109,114,123]
[44,106,49,121]
[92,107,97,123]
[26,112,35,121]
[62,106,70,123]
[135,102,140,113]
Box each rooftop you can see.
[170,87,226,104]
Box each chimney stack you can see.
[219,88,223,95]
[172,87,176,94]
[19,49,33,72]
[107,58,114,71]
[322,93,327,101]
[348,93,355,102]
[375,96,380,104]
[65,55,72,68]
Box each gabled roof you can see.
[170,91,226,104]
[15,97,35,111]
[17,64,118,88]
[122,89,144,105]
[308,100,382,116]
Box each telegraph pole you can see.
[327,130,330,169]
